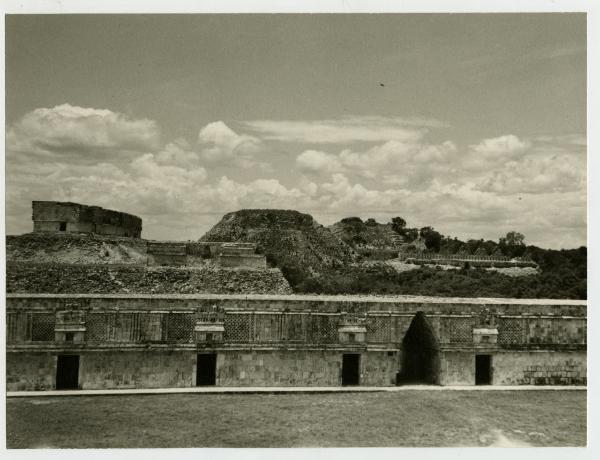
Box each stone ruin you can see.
[32,201,142,238]
[146,241,267,268]
[29,201,266,269]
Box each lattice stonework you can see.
[30,313,56,342]
[224,313,252,342]
[446,317,474,344]
[86,312,117,342]
[310,314,338,344]
[366,315,392,343]
[165,313,195,343]
[498,317,525,345]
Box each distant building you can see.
[31,201,142,238]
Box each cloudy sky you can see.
[5,14,586,248]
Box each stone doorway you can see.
[476,354,492,385]
[56,355,79,390]
[397,312,440,385]
[342,353,360,386]
[196,353,217,386]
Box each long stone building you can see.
[32,201,142,238]
[6,294,586,390]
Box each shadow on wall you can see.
[397,311,441,385]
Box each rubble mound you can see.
[6,232,148,265]
[6,263,292,295]
[329,217,403,259]
[200,209,356,286]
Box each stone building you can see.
[32,201,142,238]
[146,242,187,266]
[6,294,586,390]
[146,241,267,268]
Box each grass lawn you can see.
[6,390,586,448]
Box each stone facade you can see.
[6,294,586,390]
[145,241,267,268]
[32,201,142,238]
[146,242,187,266]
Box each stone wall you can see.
[6,349,399,390]
[146,242,188,266]
[6,294,586,390]
[439,350,587,386]
[32,201,142,238]
[399,251,537,268]
[7,352,56,391]
[439,351,474,385]
[491,351,586,385]
[218,254,267,268]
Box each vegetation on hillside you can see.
[201,211,586,299]
[290,248,586,299]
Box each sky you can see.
[4,14,587,248]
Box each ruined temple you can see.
[32,201,142,238]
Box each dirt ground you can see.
[6,390,586,448]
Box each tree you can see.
[390,217,407,234]
[419,226,442,252]
[403,228,419,242]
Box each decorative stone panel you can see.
[338,311,367,343]
[472,327,498,346]
[55,310,86,343]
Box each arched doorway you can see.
[397,312,440,385]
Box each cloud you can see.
[198,121,262,167]
[471,134,530,157]
[155,139,203,168]
[474,154,585,194]
[242,116,445,144]
[4,105,587,248]
[296,139,457,186]
[296,150,342,173]
[7,103,160,158]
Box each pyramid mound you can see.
[200,209,356,286]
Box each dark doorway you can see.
[59,222,67,231]
[56,355,79,390]
[342,354,360,386]
[397,312,440,385]
[475,354,492,385]
[196,353,217,386]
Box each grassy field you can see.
[6,390,586,448]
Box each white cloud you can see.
[296,138,457,186]
[155,139,203,168]
[198,121,262,167]
[474,154,585,194]
[242,116,442,144]
[296,150,342,173]
[7,103,160,158]
[471,134,530,157]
